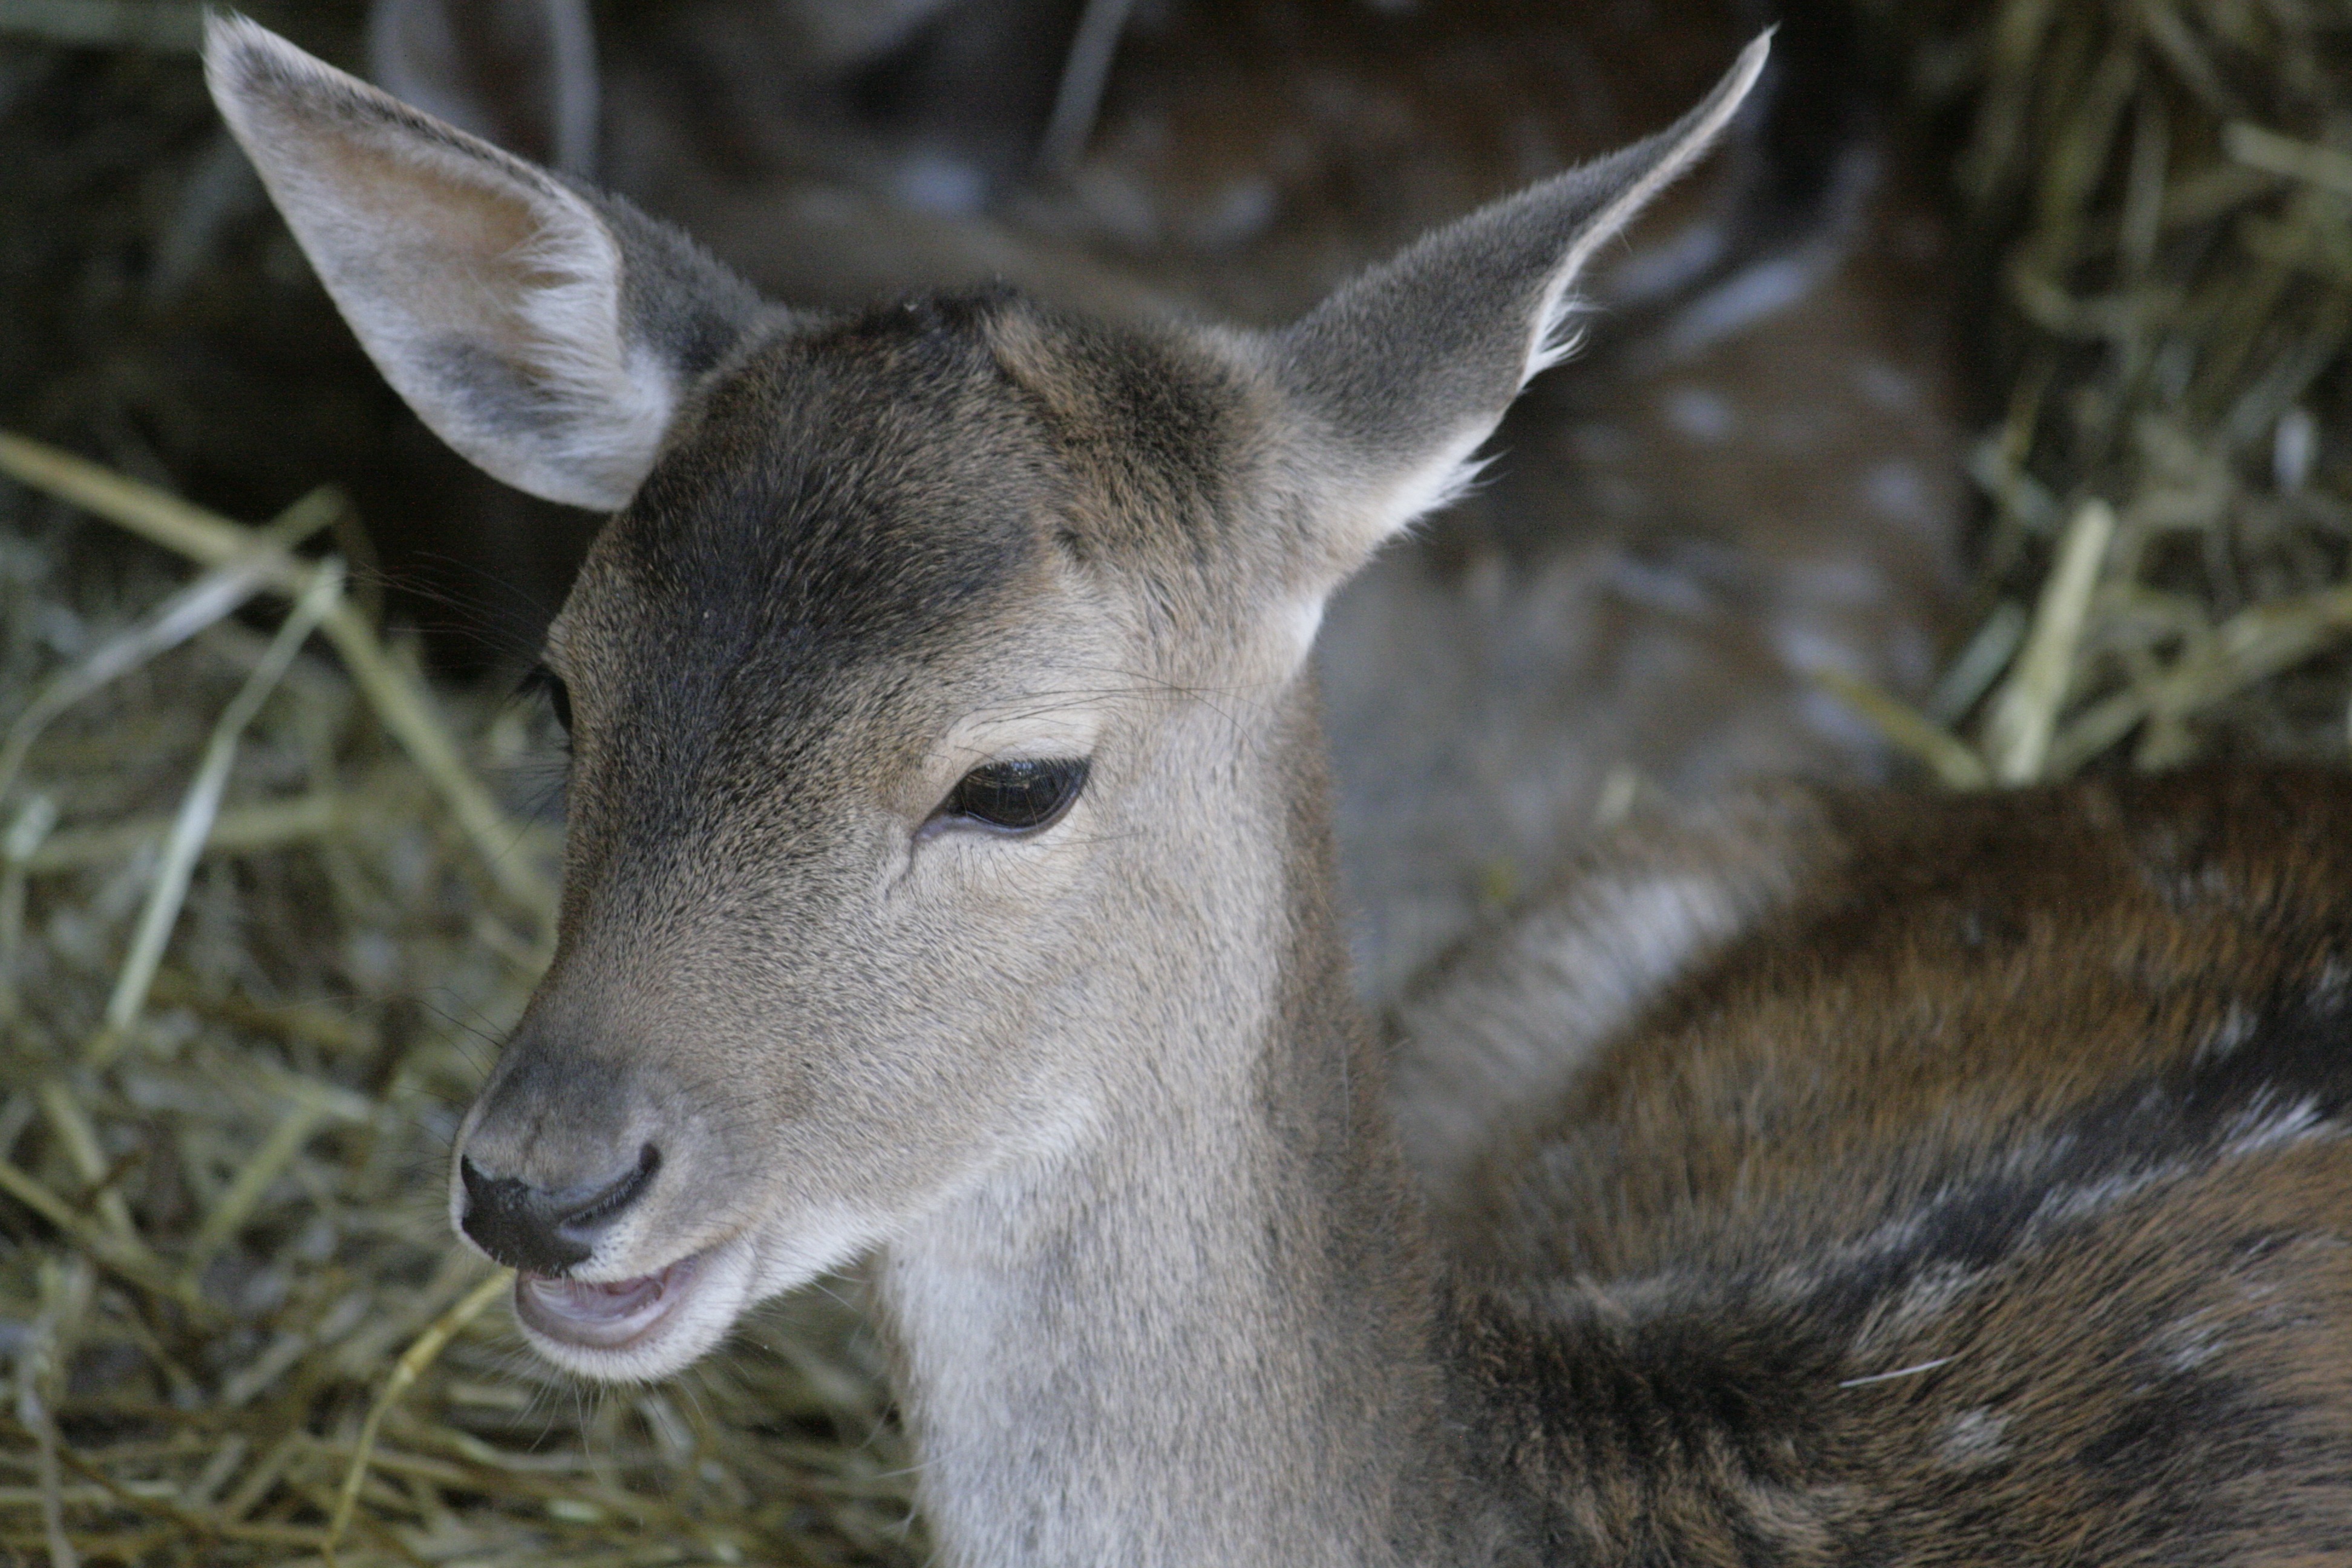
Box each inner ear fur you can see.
[1264,32,1772,578]
[204,13,763,511]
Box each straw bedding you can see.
[1844,0,2352,783]
[2,0,2348,1562]
[0,440,923,1564]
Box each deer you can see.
[204,15,2352,1564]
[354,0,1966,998]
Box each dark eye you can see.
[521,663,573,733]
[935,758,1089,834]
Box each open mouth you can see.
[515,1253,702,1351]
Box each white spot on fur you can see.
[2220,1096,2331,1158]
[1862,461,1929,526]
[1847,1261,1979,1354]
[2195,1002,2258,1063]
[2029,1164,2180,1230]
[2155,1313,2224,1373]
[1852,360,1918,411]
[1838,1355,1955,1389]
[1934,1408,2011,1470]
[1662,386,1736,443]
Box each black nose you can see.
[459,1143,660,1275]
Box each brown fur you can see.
[1432,767,2352,1564]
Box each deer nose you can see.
[459,1144,661,1275]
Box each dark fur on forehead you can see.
[593,290,1067,681]
[979,307,1256,568]
[575,286,1266,697]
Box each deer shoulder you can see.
[205,17,2352,1566]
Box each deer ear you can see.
[1267,33,1770,573]
[204,13,765,512]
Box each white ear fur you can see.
[1272,32,1772,571]
[205,14,671,510]
[1510,39,1772,389]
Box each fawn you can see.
[360,0,1965,996]
[208,15,2352,1565]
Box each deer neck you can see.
[875,685,1459,1568]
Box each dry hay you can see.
[5,0,2352,1565]
[1835,0,2352,783]
[0,437,920,1566]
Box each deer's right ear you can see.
[1263,33,1769,581]
[204,14,764,511]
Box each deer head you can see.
[205,13,1765,1384]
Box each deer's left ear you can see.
[1262,33,1769,580]
[205,13,766,512]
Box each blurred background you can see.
[1,1,2349,1563]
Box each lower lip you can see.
[515,1253,701,1351]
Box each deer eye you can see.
[934,759,1089,834]
[521,663,573,733]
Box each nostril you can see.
[457,1144,659,1276]
[555,1143,660,1239]
[460,1157,589,1274]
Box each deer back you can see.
[1413,765,2352,1560]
